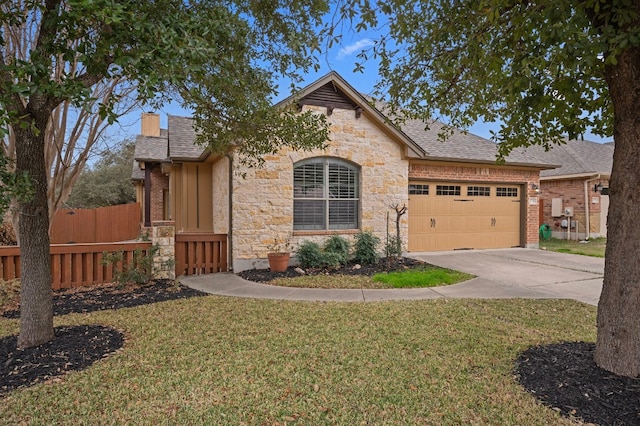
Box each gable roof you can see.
[517,138,613,178]
[133,71,558,173]
[277,71,555,169]
[167,115,208,161]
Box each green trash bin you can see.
[539,224,552,241]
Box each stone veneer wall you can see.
[151,221,176,280]
[232,105,409,272]
[540,178,609,238]
[408,162,541,248]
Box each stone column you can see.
[151,220,175,280]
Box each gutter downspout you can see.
[226,154,233,271]
[584,174,601,241]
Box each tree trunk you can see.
[15,119,54,349]
[595,45,640,377]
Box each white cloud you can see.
[336,39,375,59]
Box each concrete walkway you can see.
[180,248,604,306]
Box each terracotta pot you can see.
[268,252,290,272]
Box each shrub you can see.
[102,245,161,287]
[324,235,350,265]
[385,235,402,259]
[353,231,380,265]
[321,251,345,269]
[296,241,324,269]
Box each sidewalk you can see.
[180,249,603,306]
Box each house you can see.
[519,139,613,239]
[132,72,555,273]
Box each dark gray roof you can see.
[517,138,614,178]
[401,118,553,167]
[133,130,168,162]
[131,158,144,181]
[168,115,207,160]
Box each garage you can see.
[408,181,522,251]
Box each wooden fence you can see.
[50,203,141,244]
[0,242,153,290]
[175,233,228,277]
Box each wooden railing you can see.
[0,242,153,290]
[175,233,228,276]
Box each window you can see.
[409,184,429,195]
[294,158,359,230]
[496,187,518,197]
[467,186,490,196]
[436,185,461,196]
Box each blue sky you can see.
[112,34,612,145]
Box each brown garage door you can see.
[408,182,522,251]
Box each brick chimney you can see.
[141,112,160,137]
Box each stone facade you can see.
[212,156,230,234]
[232,105,409,272]
[540,178,609,239]
[151,221,176,280]
[408,161,541,248]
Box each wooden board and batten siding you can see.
[409,182,523,251]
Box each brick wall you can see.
[149,164,169,223]
[409,161,541,247]
[540,178,609,237]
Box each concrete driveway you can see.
[411,248,604,306]
[182,248,604,306]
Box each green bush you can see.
[102,245,162,287]
[353,231,380,265]
[321,251,345,269]
[296,241,325,269]
[324,235,350,265]
[385,235,402,258]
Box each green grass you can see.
[373,266,474,288]
[0,296,596,425]
[541,237,606,258]
[269,266,474,289]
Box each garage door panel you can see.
[409,182,522,251]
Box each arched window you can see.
[293,158,360,230]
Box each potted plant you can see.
[267,236,293,272]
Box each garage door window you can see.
[409,184,429,195]
[294,158,359,230]
[496,187,518,197]
[467,186,490,196]
[436,185,461,196]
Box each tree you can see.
[343,0,640,376]
[66,139,136,208]
[1,0,330,349]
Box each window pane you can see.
[409,184,429,195]
[436,185,461,196]
[294,163,324,199]
[329,200,358,229]
[293,200,325,230]
[467,186,490,196]
[496,187,518,197]
[328,163,358,199]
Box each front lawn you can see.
[0,294,598,424]
[540,238,606,258]
[373,266,473,288]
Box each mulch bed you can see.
[515,342,640,425]
[238,257,424,282]
[0,280,206,397]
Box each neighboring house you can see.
[519,139,613,239]
[132,72,555,272]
